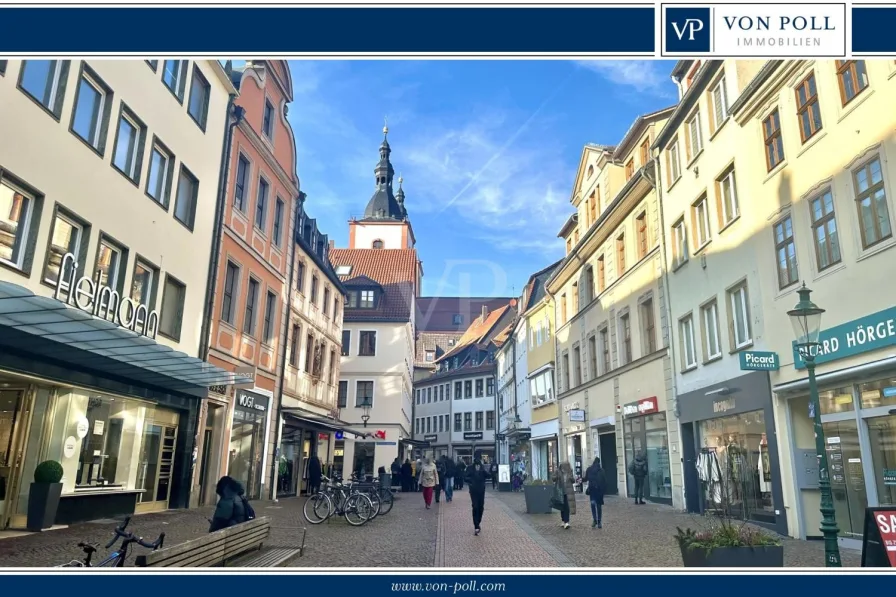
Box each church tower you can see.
[348,125,416,250]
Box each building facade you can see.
[0,59,237,528]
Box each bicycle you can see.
[303,476,373,526]
[57,516,165,567]
[350,478,394,516]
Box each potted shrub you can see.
[523,479,553,514]
[675,522,783,567]
[27,460,64,532]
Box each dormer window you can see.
[425,350,435,362]
[452,314,463,325]
[360,289,375,308]
[335,265,352,276]
[448,338,457,347]
[372,240,384,249]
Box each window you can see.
[562,353,570,391]
[360,289,375,308]
[187,65,210,129]
[174,166,198,228]
[640,138,650,166]
[305,333,315,373]
[355,381,373,408]
[146,140,174,207]
[44,210,83,288]
[616,233,626,274]
[701,301,721,361]
[0,175,34,269]
[597,255,606,292]
[338,381,348,408]
[233,154,250,212]
[455,381,462,400]
[243,278,259,335]
[641,299,656,354]
[486,411,495,431]
[221,260,239,324]
[95,237,123,290]
[685,110,703,161]
[296,261,305,293]
[600,328,610,374]
[625,159,635,180]
[573,346,582,385]
[428,388,432,403]
[475,379,484,397]
[588,335,598,379]
[692,194,711,248]
[667,138,681,184]
[835,60,869,105]
[415,419,420,435]
[795,73,823,142]
[146,60,158,71]
[762,109,785,171]
[853,156,892,248]
[262,290,277,343]
[571,281,579,313]
[159,275,186,340]
[359,331,376,356]
[589,192,597,223]
[672,218,688,267]
[273,198,284,246]
[323,287,331,318]
[454,414,462,432]
[162,60,188,102]
[372,240,384,249]
[716,167,739,226]
[809,190,842,270]
[333,297,340,321]
[486,377,494,395]
[131,259,156,307]
[582,266,595,303]
[112,107,146,183]
[255,178,269,232]
[310,276,319,305]
[426,417,431,434]
[262,99,275,139]
[0,60,6,74]
[425,351,434,362]
[464,412,472,432]
[71,66,111,151]
[560,293,567,324]
[452,314,463,325]
[19,60,68,117]
[680,315,697,370]
[464,380,473,398]
[290,324,300,367]
[439,385,444,401]
[566,238,572,254]
[771,215,799,290]
[475,412,484,431]
[728,284,752,349]
[438,416,444,433]
[620,314,632,365]
[337,330,349,357]
[710,77,728,132]
[636,212,648,258]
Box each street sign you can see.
[568,408,585,422]
[739,351,780,371]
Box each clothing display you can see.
[696,449,723,506]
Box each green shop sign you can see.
[739,351,779,371]
[792,306,896,370]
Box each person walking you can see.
[209,476,248,532]
[552,462,577,529]
[420,457,439,509]
[434,456,446,503]
[410,459,418,492]
[584,457,607,528]
[444,456,455,502]
[628,451,648,505]
[400,458,412,492]
[456,459,466,490]
[466,459,489,535]
[307,454,322,496]
[489,461,499,490]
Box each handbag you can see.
[550,482,565,510]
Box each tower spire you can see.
[363,124,403,220]
[396,173,407,219]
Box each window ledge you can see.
[219,320,238,333]
[693,239,712,256]
[813,262,847,283]
[158,330,182,343]
[681,364,698,374]
[773,282,801,303]
[796,130,828,160]
[708,116,731,142]
[686,148,704,170]
[729,341,755,355]
[718,214,741,234]
[763,160,789,184]
[667,174,683,193]
[837,88,874,124]
[672,258,689,273]
[703,354,723,366]
[856,237,896,263]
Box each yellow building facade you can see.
[525,295,560,480]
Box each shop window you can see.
[817,385,856,415]
[859,379,896,410]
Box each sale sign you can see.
[873,510,896,567]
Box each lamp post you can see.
[360,396,371,427]
[787,283,841,567]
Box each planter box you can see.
[524,485,553,514]
[679,544,784,567]
[27,482,63,532]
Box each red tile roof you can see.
[329,248,419,322]
[436,304,513,363]
[416,297,515,332]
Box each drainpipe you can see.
[270,193,302,500]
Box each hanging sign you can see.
[739,351,779,371]
[55,252,159,338]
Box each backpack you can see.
[241,496,256,520]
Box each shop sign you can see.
[622,396,659,418]
[793,307,896,370]
[464,431,484,440]
[233,366,256,388]
[884,469,896,487]
[883,387,896,399]
[424,434,438,441]
[236,391,268,413]
[713,398,736,414]
[739,351,779,371]
[318,433,329,440]
[568,408,585,422]
[862,509,896,567]
[55,252,159,338]
[335,431,344,440]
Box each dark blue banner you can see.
[0,7,655,54]
[852,6,896,54]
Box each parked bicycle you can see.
[57,516,165,567]
[303,475,374,526]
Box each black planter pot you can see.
[679,544,784,567]
[523,485,553,514]
[26,482,63,532]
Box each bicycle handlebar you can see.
[104,516,132,549]
[125,532,165,550]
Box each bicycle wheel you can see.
[343,493,373,526]
[366,490,381,519]
[303,493,332,524]
[378,487,394,515]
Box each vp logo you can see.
[671,18,704,41]
[665,7,711,53]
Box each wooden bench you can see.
[134,516,304,568]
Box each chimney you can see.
[481,305,489,321]
[329,240,335,250]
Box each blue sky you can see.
[284,60,677,297]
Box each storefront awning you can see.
[400,438,431,447]
[0,281,239,393]
[282,408,367,437]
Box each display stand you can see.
[861,507,896,567]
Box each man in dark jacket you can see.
[444,457,456,502]
[209,476,248,532]
[307,455,322,496]
[466,459,490,535]
[489,461,499,490]
[434,457,446,503]
[628,451,648,505]
[400,459,412,492]
[390,458,401,490]
[456,459,466,490]
[585,457,607,528]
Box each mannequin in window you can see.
[372,240,384,249]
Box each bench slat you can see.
[230,547,300,568]
[136,517,271,568]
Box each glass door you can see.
[822,419,867,538]
[136,412,179,513]
[0,388,29,529]
[867,414,896,506]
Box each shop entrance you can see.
[598,432,618,495]
[0,387,30,529]
[135,409,180,514]
[624,412,672,504]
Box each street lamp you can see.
[360,396,371,427]
[787,283,841,567]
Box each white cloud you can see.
[576,60,674,97]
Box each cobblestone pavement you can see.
[489,489,862,568]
